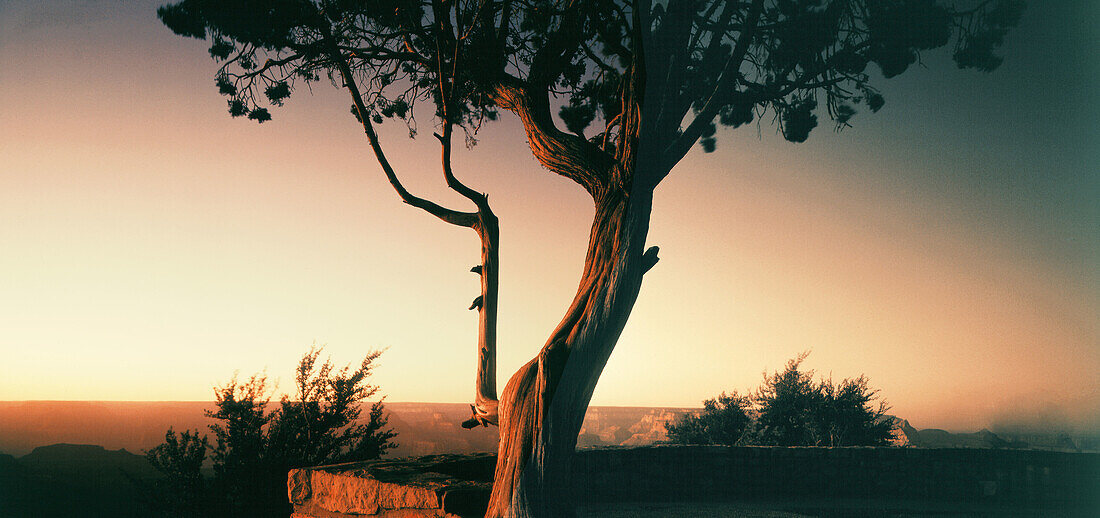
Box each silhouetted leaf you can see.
[719,102,754,128]
[248,107,271,123]
[227,99,247,117]
[782,99,818,143]
[865,91,885,112]
[835,104,856,128]
[208,38,233,60]
[264,82,291,105]
[215,74,237,96]
[560,103,596,136]
[157,4,206,39]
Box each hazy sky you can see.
[1,1,1096,432]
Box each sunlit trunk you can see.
[470,210,501,426]
[486,182,655,517]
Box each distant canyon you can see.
[1,401,1095,459]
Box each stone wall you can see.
[573,446,1099,507]
[289,446,1099,517]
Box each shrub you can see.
[145,345,396,517]
[665,392,752,446]
[667,352,894,448]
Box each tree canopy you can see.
[159,0,1024,178]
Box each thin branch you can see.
[580,42,618,74]
[435,129,490,210]
[324,27,477,228]
[658,0,764,179]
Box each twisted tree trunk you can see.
[486,178,659,517]
[478,39,664,511]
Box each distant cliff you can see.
[0,401,693,458]
[577,406,694,448]
[0,444,158,517]
[890,418,1090,451]
[1,402,1094,459]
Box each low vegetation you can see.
[143,346,397,517]
[666,353,895,447]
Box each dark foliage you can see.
[144,429,209,517]
[665,391,752,446]
[814,374,894,447]
[667,352,894,447]
[754,352,824,446]
[157,0,1023,154]
[144,346,397,517]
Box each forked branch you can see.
[326,31,501,427]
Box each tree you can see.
[665,391,753,446]
[156,1,1022,515]
[145,346,396,517]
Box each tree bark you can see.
[468,208,501,427]
[486,179,656,517]
[480,34,664,512]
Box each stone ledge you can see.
[288,453,493,517]
[289,446,1100,517]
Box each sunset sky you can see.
[1,1,1096,433]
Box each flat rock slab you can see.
[288,453,494,517]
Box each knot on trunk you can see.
[469,295,484,311]
[642,245,660,273]
[461,404,498,428]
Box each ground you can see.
[578,500,1095,518]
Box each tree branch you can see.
[341,46,432,65]
[652,0,701,140]
[434,129,490,211]
[526,0,587,87]
[660,0,765,175]
[490,77,614,197]
[324,29,477,229]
